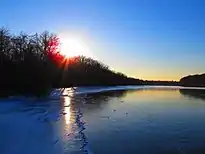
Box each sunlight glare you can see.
[59,34,94,59]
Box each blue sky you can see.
[1,0,205,80]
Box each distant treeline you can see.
[143,80,179,86]
[0,28,145,96]
[4,28,201,97]
[180,73,205,87]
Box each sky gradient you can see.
[1,0,205,81]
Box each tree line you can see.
[0,28,143,96]
[180,73,205,87]
[3,27,202,97]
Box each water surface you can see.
[1,86,205,154]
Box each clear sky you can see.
[1,0,205,81]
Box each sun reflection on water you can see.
[64,96,71,125]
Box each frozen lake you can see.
[1,86,205,154]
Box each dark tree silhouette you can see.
[143,80,179,86]
[0,28,60,96]
[180,74,205,87]
[0,27,186,97]
[0,28,144,97]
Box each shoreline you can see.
[1,85,205,98]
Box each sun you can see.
[59,35,93,59]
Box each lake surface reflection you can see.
[1,87,205,154]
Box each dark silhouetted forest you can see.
[180,74,205,87]
[1,28,192,97]
[143,80,179,86]
[0,28,145,96]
